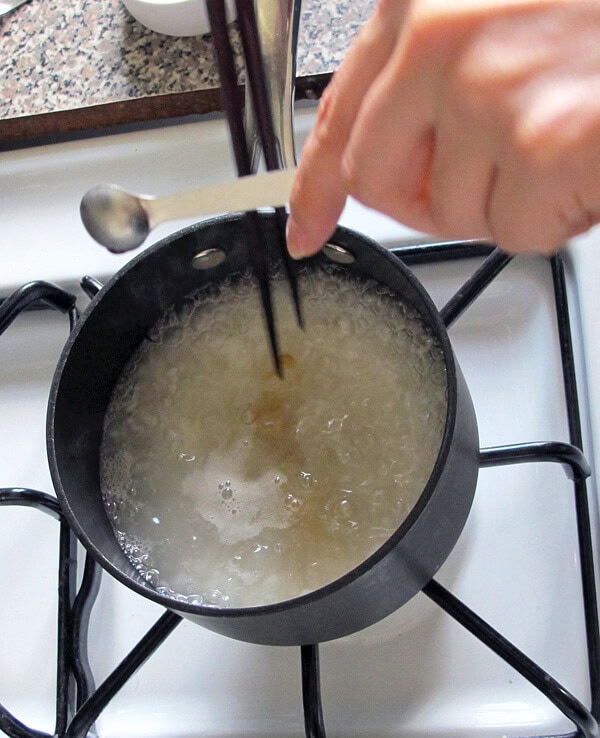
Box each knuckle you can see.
[452,57,502,115]
[340,151,360,197]
[311,74,348,151]
[513,105,591,175]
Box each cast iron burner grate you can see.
[0,242,598,738]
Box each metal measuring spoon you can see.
[80,168,296,253]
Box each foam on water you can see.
[100,268,448,608]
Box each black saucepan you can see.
[48,212,479,646]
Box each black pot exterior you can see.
[48,213,479,646]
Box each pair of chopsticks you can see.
[206,0,303,377]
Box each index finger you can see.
[287,0,410,259]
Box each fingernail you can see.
[286,216,315,260]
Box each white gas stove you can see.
[1,107,599,738]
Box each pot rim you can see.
[48,214,459,620]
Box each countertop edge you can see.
[0,73,331,151]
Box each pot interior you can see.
[49,213,472,641]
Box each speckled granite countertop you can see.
[0,0,373,144]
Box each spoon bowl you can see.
[80,185,151,254]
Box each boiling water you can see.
[100,268,447,608]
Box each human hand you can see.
[287,0,600,258]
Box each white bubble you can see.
[299,471,312,489]
[145,569,160,586]
[178,452,196,462]
[203,589,230,608]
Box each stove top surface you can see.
[1,108,599,738]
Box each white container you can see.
[122,0,235,36]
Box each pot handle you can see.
[244,0,301,171]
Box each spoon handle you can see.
[145,167,297,227]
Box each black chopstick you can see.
[207,0,304,378]
[206,0,282,376]
[235,0,303,328]
[206,0,251,176]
